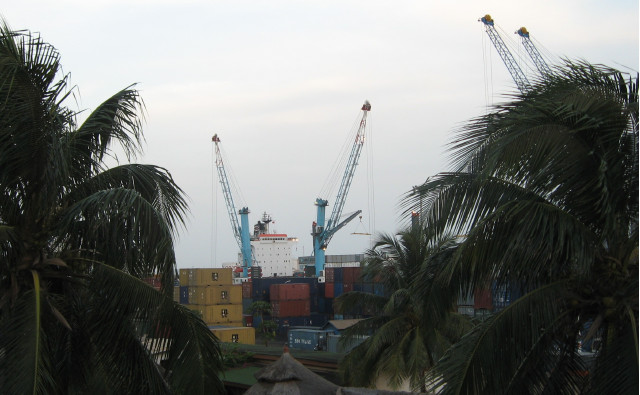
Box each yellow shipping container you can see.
[187,285,241,305]
[195,268,233,286]
[179,268,233,286]
[179,269,189,286]
[210,326,255,345]
[187,304,242,325]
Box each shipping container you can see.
[180,268,233,286]
[271,300,310,317]
[274,313,328,334]
[458,305,475,317]
[361,282,374,294]
[373,283,385,296]
[342,267,361,284]
[179,286,189,304]
[142,277,162,290]
[325,254,365,265]
[242,298,253,313]
[187,285,242,305]
[334,267,343,283]
[342,283,353,294]
[491,282,523,311]
[270,283,310,301]
[474,287,492,310]
[209,326,255,345]
[243,314,254,327]
[334,282,344,298]
[309,294,318,313]
[288,329,330,351]
[327,334,368,353]
[324,283,334,298]
[179,269,190,286]
[242,282,253,299]
[251,277,319,301]
[187,304,242,325]
[325,268,335,283]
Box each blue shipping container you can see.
[179,286,189,304]
[334,282,344,298]
[334,268,343,282]
[288,329,330,351]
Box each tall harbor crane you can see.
[312,101,371,276]
[479,14,531,93]
[212,134,253,277]
[516,27,553,77]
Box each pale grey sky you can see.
[3,1,638,268]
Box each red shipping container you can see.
[343,267,361,284]
[343,283,353,294]
[270,300,311,317]
[325,268,335,283]
[242,282,253,299]
[270,283,310,301]
[324,283,334,298]
[143,277,161,290]
[474,287,493,310]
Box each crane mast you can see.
[516,27,553,77]
[212,134,253,277]
[312,101,371,276]
[479,14,531,93]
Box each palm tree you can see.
[249,301,277,346]
[406,62,638,394]
[0,23,224,394]
[335,225,473,391]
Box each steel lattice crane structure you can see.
[516,27,553,77]
[312,101,371,276]
[479,14,531,93]
[212,134,253,277]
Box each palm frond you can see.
[428,281,583,395]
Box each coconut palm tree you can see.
[0,22,223,394]
[406,61,638,394]
[335,225,473,391]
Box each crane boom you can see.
[516,27,553,77]
[313,101,371,276]
[479,14,531,93]
[212,134,253,277]
[326,101,370,240]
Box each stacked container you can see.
[270,283,310,317]
[179,268,243,326]
[209,325,255,345]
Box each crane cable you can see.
[318,110,363,200]
[211,141,218,267]
[316,105,375,241]
[481,23,494,111]
[364,111,375,244]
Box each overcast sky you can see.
[3,1,638,268]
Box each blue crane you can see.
[312,101,371,276]
[212,134,253,277]
[479,14,531,93]
[515,27,553,77]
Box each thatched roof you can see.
[244,350,339,395]
[324,319,363,331]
